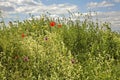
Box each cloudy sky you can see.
[0,0,120,31]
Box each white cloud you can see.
[114,0,120,3]
[0,0,78,15]
[92,11,120,30]
[87,1,114,9]
[0,1,15,12]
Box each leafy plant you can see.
[0,12,120,80]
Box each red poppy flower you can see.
[22,33,25,38]
[50,21,56,27]
[58,24,62,28]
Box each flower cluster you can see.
[18,21,62,63]
[50,21,62,28]
[14,55,29,62]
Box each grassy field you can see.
[0,14,120,80]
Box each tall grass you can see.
[0,13,120,80]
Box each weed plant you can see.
[0,13,120,80]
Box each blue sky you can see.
[0,0,120,31]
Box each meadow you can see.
[0,13,120,80]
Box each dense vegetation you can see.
[0,14,120,80]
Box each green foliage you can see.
[0,13,120,80]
